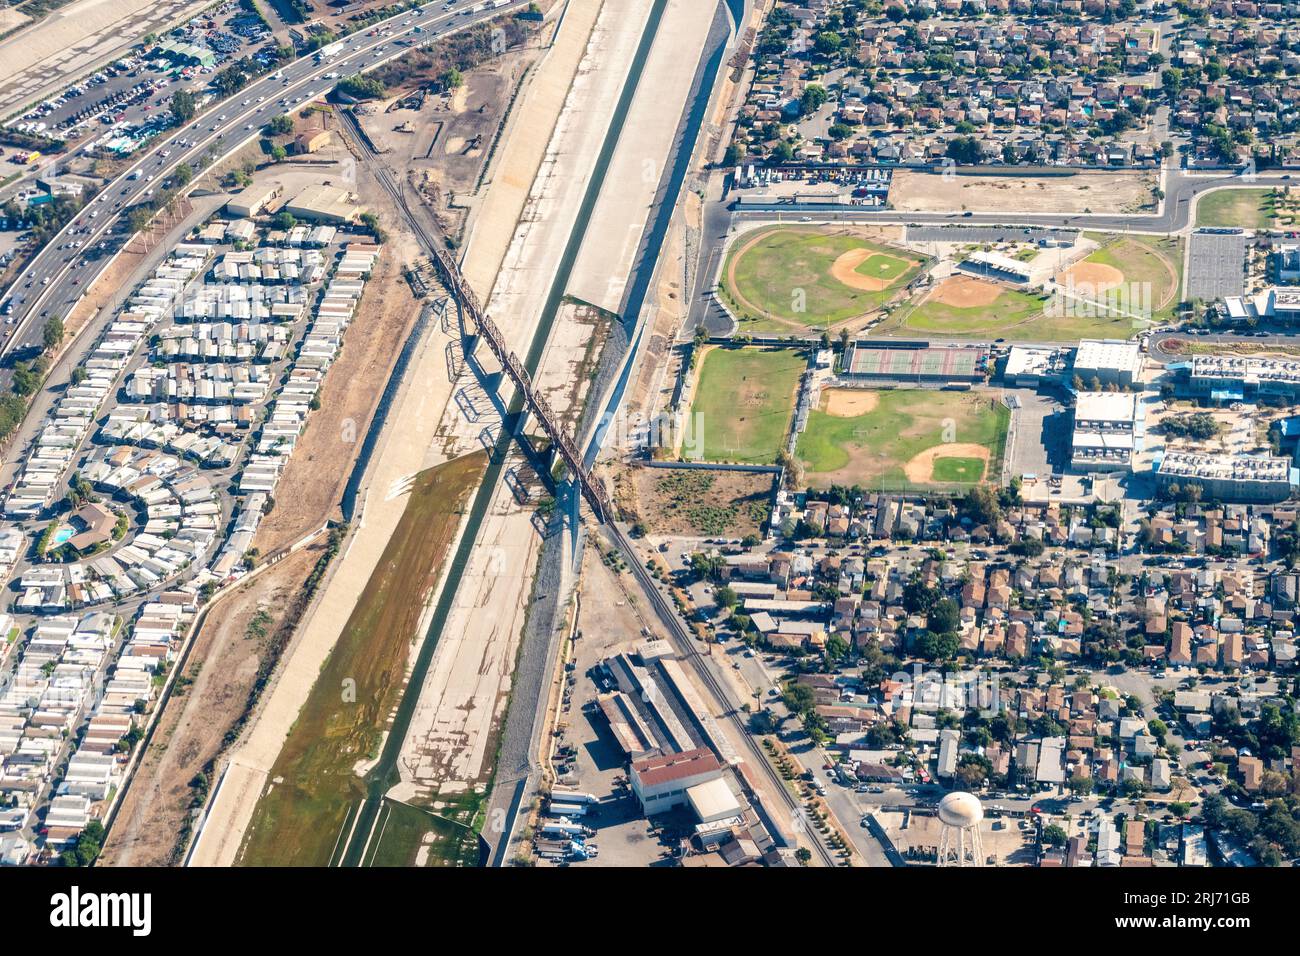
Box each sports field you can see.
[689,346,806,464]
[881,267,1157,342]
[881,277,1049,338]
[721,225,924,333]
[796,388,1009,490]
[1070,234,1183,323]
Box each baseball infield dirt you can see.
[822,388,879,418]
[903,442,992,484]
[1060,261,1125,291]
[829,249,894,291]
[930,275,1004,308]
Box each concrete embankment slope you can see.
[563,0,720,316]
[187,0,608,868]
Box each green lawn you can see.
[881,283,1147,342]
[931,456,985,483]
[689,346,806,464]
[884,286,1045,336]
[796,389,1009,490]
[1194,188,1275,229]
[721,226,923,333]
[855,252,911,281]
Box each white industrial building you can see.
[1071,391,1141,472]
[1073,339,1143,389]
[630,748,725,817]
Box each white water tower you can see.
[936,791,985,867]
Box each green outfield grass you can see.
[689,346,806,464]
[930,456,985,483]
[881,281,1148,342]
[1078,233,1184,323]
[796,388,1009,490]
[721,226,923,333]
[884,285,1048,336]
[855,252,912,281]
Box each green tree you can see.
[928,597,960,634]
[60,820,106,867]
[780,681,816,715]
[170,89,197,124]
[266,114,294,136]
[800,84,828,115]
[914,630,959,661]
[42,316,64,352]
[715,585,738,611]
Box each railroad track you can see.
[602,522,842,868]
[337,58,837,865]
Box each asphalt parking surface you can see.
[1185,230,1247,300]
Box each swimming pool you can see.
[51,526,74,546]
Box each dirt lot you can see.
[252,240,420,554]
[100,542,326,867]
[357,14,544,242]
[618,465,773,538]
[889,170,1158,215]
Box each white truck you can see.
[549,788,598,805]
[315,41,345,62]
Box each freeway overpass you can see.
[0,0,527,387]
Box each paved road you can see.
[729,170,1297,234]
[1147,330,1300,362]
[686,168,1298,334]
[0,0,526,385]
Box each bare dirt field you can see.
[903,441,991,484]
[823,389,878,418]
[252,244,419,554]
[360,28,542,243]
[100,542,325,867]
[889,170,1157,215]
[930,274,1004,307]
[0,9,31,35]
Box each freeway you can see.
[0,0,526,385]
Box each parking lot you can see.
[1186,230,1247,300]
[905,225,1080,245]
[1004,388,1068,478]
